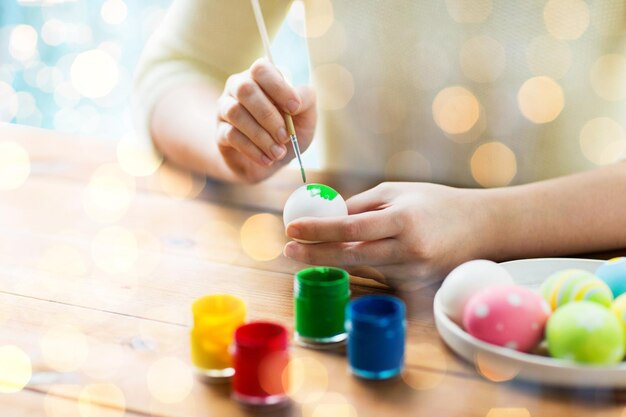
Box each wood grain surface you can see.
[1,122,625,417]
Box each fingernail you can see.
[271,144,286,159]
[277,127,289,143]
[287,224,301,238]
[283,242,297,257]
[286,99,300,113]
[261,155,273,166]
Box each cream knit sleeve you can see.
[132,0,291,154]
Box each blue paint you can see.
[346,295,406,380]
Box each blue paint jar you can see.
[346,295,406,380]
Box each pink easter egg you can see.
[463,284,551,352]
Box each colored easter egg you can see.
[463,284,550,352]
[546,301,624,365]
[540,269,613,311]
[439,260,514,324]
[283,184,348,243]
[611,293,626,352]
[596,257,626,297]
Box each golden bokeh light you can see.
[408,42,450,91]
[9,24,38,61]
[526,36,572,79]
[0,345,32,393]
[459,36,506,83]
[486,408,531,417]
[432,86,480,135]
[78,383,126,417]
[0,82,19,122]
[0,141,30,190]
[307,22,346,64]
[402,343,447,391]
[474,351,520,382]
[384,150,432,181]
[71,49,119,98]
[590,54,626,101]
[312,63,354,110]
[543,0,589,40]
[91,226,138,274]
[40,324,89,372]
[83,163,136,224]
[471,142,517,188]
[240,213,284,261]
[146,357,193,404]
[579,117,626,165]
[357,87,407,134]
[306,0,334,38]
[445,0,492,23]
[258,351,289,397]
[282,355,329,403]
[100,0,128,25]
[302,392,358,417]
[517,76,564,124]
[195,220,241,265]
[116,133,163,177]
[157,163,205,200]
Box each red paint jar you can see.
[232,321,289,406]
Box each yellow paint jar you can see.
[190,294,245,379]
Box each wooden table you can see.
[1,122,625,417]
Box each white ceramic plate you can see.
[433,258,626,388]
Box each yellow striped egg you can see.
[540,269,613,311]
[612,293,626,352]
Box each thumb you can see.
[292,85,316,115]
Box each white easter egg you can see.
[283,184,348,243]
[439,259,514,324]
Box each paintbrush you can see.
[250,0,307,183]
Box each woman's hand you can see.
[216,58,316,184]
[283,182,496,290]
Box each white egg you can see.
[283,183,348,243]
[439,259,514,324]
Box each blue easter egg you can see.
[596,257,626,297]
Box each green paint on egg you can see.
[307,184,338,201]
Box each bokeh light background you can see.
[0,0,309,139]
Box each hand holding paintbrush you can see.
[210,2,316,184]
[250,0,308,183]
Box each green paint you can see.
[307,184,338,201]
[294,267,350,341]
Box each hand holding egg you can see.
[283,183,348,243]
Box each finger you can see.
[291,85,317,143]
[216,121,273,167]
[250,58,301,114]
[286,209,403,243]
[226,72,290,145]
[283,239,402,267]
[346,183,391,214]
[218,95,287,161]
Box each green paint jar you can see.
[294,267,350,347]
